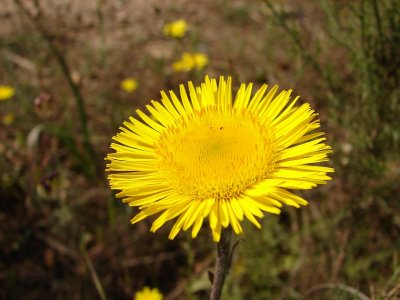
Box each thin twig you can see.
[121,250,186,268]
[80,243,107,300]
[303,283,371,300]
[228,238,244,269]
[0,49,37,74]
[165,255,214,300]
[385,283,400,300]
[35,232,80,261]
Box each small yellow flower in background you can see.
[106,76,334,242]
[120,78,139,93]
[172,52,208,72]
[0,85,15,101]
[163,19,188,38]
[192,53,208,70]
[134,287,163,300]
[2,113,14,125]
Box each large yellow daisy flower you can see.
[106,76,333,242]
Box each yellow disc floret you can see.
[156,107,278,201]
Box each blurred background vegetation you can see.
[1,0,399,299]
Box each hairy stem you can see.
[210,228,232,300]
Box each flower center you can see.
[156,107,277,200]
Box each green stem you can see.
[210,228,232,300]
[80,241,107,300]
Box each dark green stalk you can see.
[371,0,384,57]
[210,228,232,300]
[13,0,97,175]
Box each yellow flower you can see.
[193,53,208,70]
[172,52,208,72]
[2,113,14,125]
[120,78,139,93]
[0,85,15,101]
[106,76,334,242]
[134,287,163,300]
[163,19,188,38]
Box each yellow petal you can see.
[219,200,230,228]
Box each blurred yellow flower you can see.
[120,78,139,93]
[193,53,208,70]
[134,287,163,300]
[0,85,15,101]
[2,113,15,125]
[163,19,188,38]
[172,52,208,72]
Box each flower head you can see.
[106,76,334,242]
[0,85,15,101]
[172,52,208,72]
[163,19,188,38]
[134,287,163,300]
[120,78,139,93]
[2,113,15,125]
